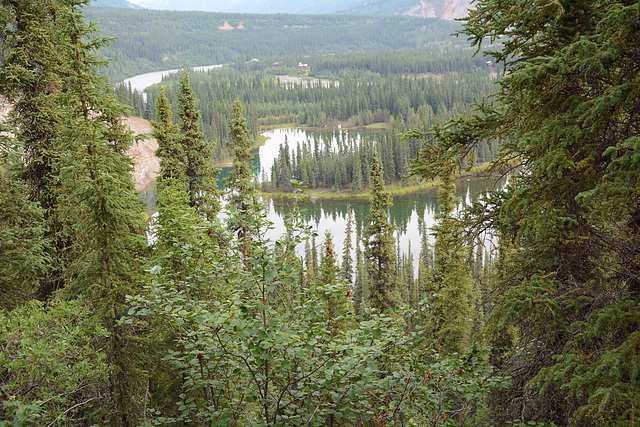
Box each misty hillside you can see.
[125,0,363,14]
[92,0,143,8]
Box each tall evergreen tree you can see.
[152,86,183,185]
[177,69,221,218]
[363,150,398,314]
[53,3,148,423]
[226,98,257,257]
[353,235,367,316]
[351,146,364,192]
[429,166,472,354]
[342,211,355,284]
[315,232,352,334]
[278,142,294,192]
[0,0,69,298]
[226,98,254,199]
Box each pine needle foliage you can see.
[152,86,183,185]
[363,150,398,314]
[226,98,258,255]
[0,0,71,298]
[176,69,221,218]
[429,166,472,355]
[410,0,640,424]
[342,211,355,284]
[0,134,50,309]
[52,3,148,423]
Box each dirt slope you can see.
[124,116,160,190]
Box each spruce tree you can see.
[54,3,148,423]
[226,98,254,200]
[177,69,221,218]
[278,143,294,192]
[405,241,417,309]
[363,150,397,314]
[429,166,472,355]
[315,232,352,334]
[353,235,368,316]
[0,130,50,309]
[0,0,69,298]
[226,98,257,257]
[152,86,183,185]
[351,146,364,192]
[342,211,354,284]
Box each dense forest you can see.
[1,0,639,426]
[85,7,461,83]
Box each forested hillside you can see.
[2,0,639,426]
[85,7,460,83]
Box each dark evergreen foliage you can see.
[428,166,472,354]
[411,0,640,424]
[0,0,71,298]
[176,70,221,218]
[152,86,183,185]
[363,150,398,314]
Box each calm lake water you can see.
[225,128,502,270]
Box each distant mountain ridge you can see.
[121,0,473,20]
[125,0,363,14]
[92,0,143,8]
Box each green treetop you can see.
[226,98,259,257]
[314,231,353,335]
[226,98,254,198]
[342,211,354,284]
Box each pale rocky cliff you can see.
[403,0,473,21]
[124,116,160,191]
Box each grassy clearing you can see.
[362,122,390,129]
[250,133,268,151]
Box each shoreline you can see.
[260,162,502,201]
